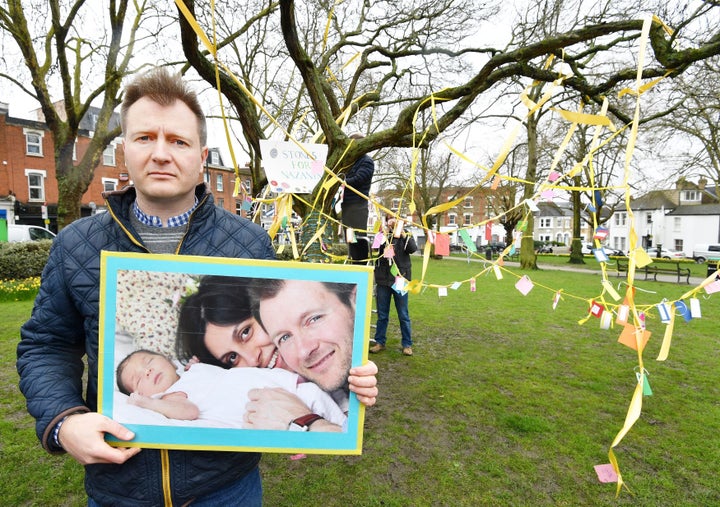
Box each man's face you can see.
[120,351,179,396]
[122,97,207,210]
[259,280,355,392]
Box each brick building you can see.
[0,103,252,231]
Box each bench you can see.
[644,261,691,284]
[615,258,628,277]
[615,259,691,283]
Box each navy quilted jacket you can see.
[17,184,275,506]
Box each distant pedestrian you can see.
[341,133,374,264]
[370,217,417,356]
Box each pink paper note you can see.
[434,233,450,256]
[515,275,534,295]
[594,463,618,483]
[372,232,385,249]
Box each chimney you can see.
[698,177,707,190]
[0,102,8,116]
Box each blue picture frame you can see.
[98,251,373,455]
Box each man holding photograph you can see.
[17,67,378,506]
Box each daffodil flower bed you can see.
[0,277,40,302]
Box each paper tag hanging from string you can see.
[601,280,621,301]
[690,298,701,318]
[372,232,385,249]
[552,291,562,310]
[589,300,604,318]
[515,275,534,295]
[346,227,356,243]
[593,248,609,263]
[704,279,720,294]
[469,278,476,292]
[674,300,692,322]
[594,464,618,484]
[392,276,407,295]
[616,304,630,325]
[438,287,448,297]
[635,368,653,396]
[450,281,462,290]
[493,265,503,280]
[656,301,671,323]
[600,311,613,329]
[618,325,651,351]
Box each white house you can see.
[608,179,719,256]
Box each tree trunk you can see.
[568,174,586,264]
[520,107,539,270]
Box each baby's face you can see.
[121,351,179,396]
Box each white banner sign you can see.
[260,140,328,194]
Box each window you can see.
[673,217,681,232]
[103,144,116,166]
[539,218,552,228]
[24,129,44,156]
[682,190,700,202]
[646,212,652,224]
[216,174,224,191]
[463,197,473,208]
[210,150,220,165]
[463,213,472,226]
[674,239,684,252]
[25,169,46,201]
[614,212,627,226]
[448,213,456,226]
[243,179,251,192]
[102,178,118,192]
[391,198,400,210]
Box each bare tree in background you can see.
[0,0,168,227]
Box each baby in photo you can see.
[116,349,346,431]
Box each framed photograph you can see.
[98,251,373,455]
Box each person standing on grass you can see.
[370,217,417,356]
[16,67,378,507]
[341,132,375,264]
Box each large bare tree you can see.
[0,0,163,227]
[176,0,720,250]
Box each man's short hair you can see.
[121,67,207,146]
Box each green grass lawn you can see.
[2,259,719,505]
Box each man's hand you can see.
[244,388,312,430]
[58,412,141,465]
[348,360,378,407]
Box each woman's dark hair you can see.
[175,275,257,367]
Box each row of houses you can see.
[0,103,253,231]
[531,178,720,256]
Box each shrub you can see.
[0,240,52,281]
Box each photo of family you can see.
[98,251,373,454]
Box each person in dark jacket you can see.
[16,67,378,507]
[369,217,418,356]
[341,133,375,264]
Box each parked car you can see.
[581,242,594,255]
[646,247,685,260]
[536,244,553,253]
[692,243,720,263]
[7,224,56,243]
[607,248,626,257]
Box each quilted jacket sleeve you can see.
[17,228,92,450]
